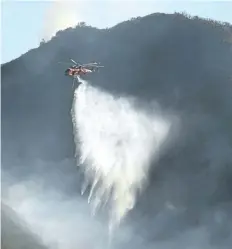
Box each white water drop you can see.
[72,81,171,230]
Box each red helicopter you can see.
[60,58,104,79]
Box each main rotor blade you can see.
[83,63,104,67]
[70,58,78,65]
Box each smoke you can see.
[42,1,80,42]
[3,169,155,249]
[71,80,172,231]
[2,172,112,249]
[40,0,160,42]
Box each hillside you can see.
[1,13,232,249]
[2,13,232,162]
[1,202,48,249]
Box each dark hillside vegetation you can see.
[2,13,231,161]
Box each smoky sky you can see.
[1,13,232,249]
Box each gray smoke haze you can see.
[2,174,124,249]
[2,12,232,249]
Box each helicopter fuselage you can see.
[65,67,92,77]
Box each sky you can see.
[1,0,232,64]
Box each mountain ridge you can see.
[2,12,232,248]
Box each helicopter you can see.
[59,58,104,80]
